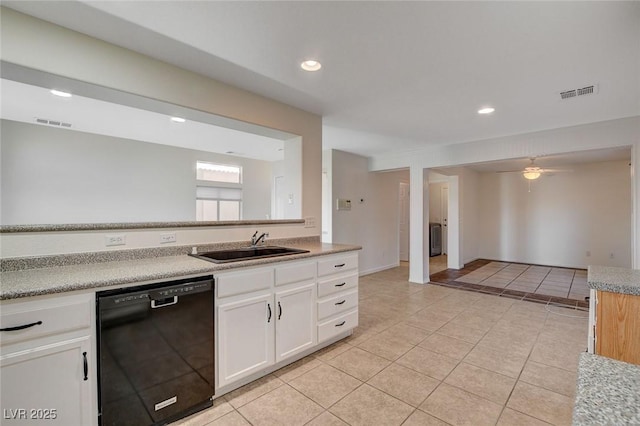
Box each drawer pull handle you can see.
[335,321,346,327]
[83,352,88,381]
[335,300,346,305]
[335,282,346,287]
[0,320,43,332]
[334,263,346,268]
[278,301,283,320]
[267,303,272,323]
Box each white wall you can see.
[1,120,273,224]
[461,168,480,264]
[321,149,333,243]
[282,137,303,219]
[0,8,322,257]
[328,150,409,275]
[478,160,632,268]
[428,182,446,224]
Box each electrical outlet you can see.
[160,233,177,244]
[304,217,316,228]
[610,252,614,259]
[105,234,126,247]
[586,250,591,257]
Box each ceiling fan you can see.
[498,157,572,180]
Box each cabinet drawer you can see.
[217,268,274,298]
[275,261,316,287]
[317,254,358,277]
[0,300,91,346]
[318,290,358,321]
[317,274,358,298]
[318,310,358,342]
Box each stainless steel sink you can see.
[190,246,310,263]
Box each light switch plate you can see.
[336,198,352,210]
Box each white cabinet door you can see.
[0,336,93,425]
[218,293,274,388]
[275,283,316,362]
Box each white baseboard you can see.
[359,262,400,277]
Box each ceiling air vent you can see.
[559,84,598,100]
[35,118,72,128]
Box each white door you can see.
[399,182,410,261]
[274,176,285,219]
[441,186,449,255]
[217,293,274,387]
[275,283,316,362]
[0,337,93,425]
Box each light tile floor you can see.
[456,262,589,300]
[176,265,589,426]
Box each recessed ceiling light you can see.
[170,117,186,123]
[300,60,322,72]
[50,89,72,98]
[478,107,495,114]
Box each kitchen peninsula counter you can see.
[573,352,640,425]
[587,265,640,296]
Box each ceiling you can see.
[3,1,640,159]
[447,147,631,174]
[0,78,285,162]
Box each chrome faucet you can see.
[251,231,269,246]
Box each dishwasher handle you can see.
[151,296,178,309]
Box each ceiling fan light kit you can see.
[523,169,541,180]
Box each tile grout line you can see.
[492,304,549,425]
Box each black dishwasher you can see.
[96,275,214,426]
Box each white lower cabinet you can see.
[216,265,318,388]
[316,254,359,344]
[217,292,275,387]
[0,293,96,426]
[275,283,316,362]
[1,337,93,425]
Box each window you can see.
[196,162,243,221]
[196,161,241,183]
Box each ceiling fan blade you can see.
[495,170,522,173]
[540,168,573,173]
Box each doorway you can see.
[441,186,448,255]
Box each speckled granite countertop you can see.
[587,265,640,296]
[0,242,360,300]
[573,353,640,425]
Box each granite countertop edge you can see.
[0,243,361,300]
[587,265,640,296]
[573,352,640,425]
[0,219,305,233]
